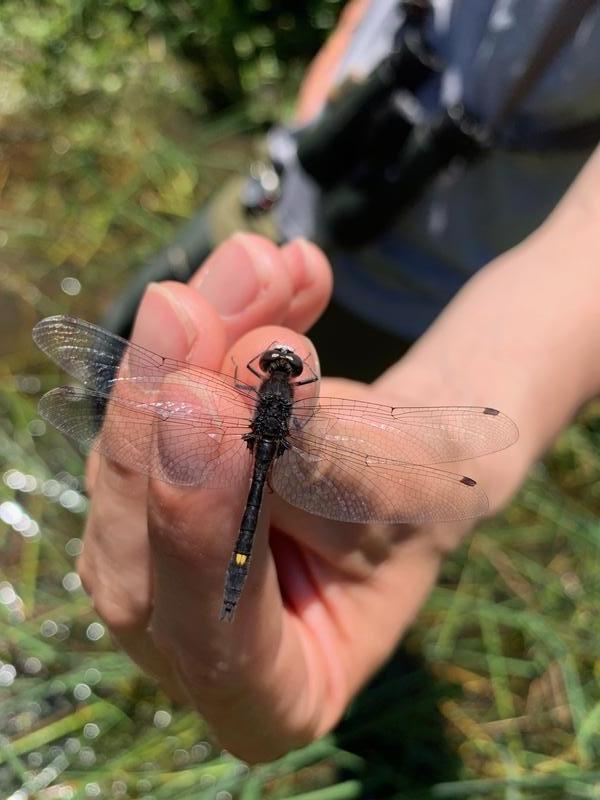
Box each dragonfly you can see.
[33,315,518,620]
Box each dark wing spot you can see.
[460,476,477,486]
[483,407,499,415]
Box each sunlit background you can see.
[2,2,600,798]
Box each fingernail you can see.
[281,237,318,290]
[280,239,307,290]
[131,283,196,357]
[193,233,271,316]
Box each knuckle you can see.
[147,480,232,560]
[92,590,150,635]
[76,554,95,596]
[101,456,148,495]
[85,452,101,495]
[78,556,151,633]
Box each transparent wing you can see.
[271,436,488,524]
[32,315,255,412]
[34,316,517,519]
[38,386,252,489]
[271,397,517,523]
[291,397,518,464]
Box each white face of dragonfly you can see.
[272,344,294,355]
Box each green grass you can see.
[5,453,598,799]
[2,5,600,798]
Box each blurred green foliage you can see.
[0,0,343,331]
[2,2,600,799]
[129,0,344,111]
[1,0,343,118]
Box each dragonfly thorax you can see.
[250,382,294,443]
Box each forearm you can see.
[295,0,370,124]
[378,146,600,503]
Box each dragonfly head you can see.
[259,344,304,377]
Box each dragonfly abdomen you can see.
[220,438,277,620]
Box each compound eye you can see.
[288,352,303,377]
[258,351,273,372]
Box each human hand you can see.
[78,233,509,763]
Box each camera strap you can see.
[251,0,600,249]
[490,0,600,143]
[320,0,600,247]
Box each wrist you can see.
[375,231,598,510]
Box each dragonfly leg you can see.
[232,359,258,394]
[245,353,263,380]
[242,431,256,452]
[293,370,319,387]
[292,354,319,386]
